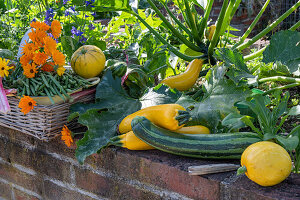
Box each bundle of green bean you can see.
[5,71,92,104]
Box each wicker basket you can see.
[0,89,95,141]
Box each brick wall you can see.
[0,127,300,200]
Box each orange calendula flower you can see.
[18,96,37,115]
[28,29,47,47]
[56,66,66,76]
[0,58,13,77]
[21,41,38,56]
[23,63,38,78]
[20,54,33,66]
[30,21,50,32]
[52,49,65,66]
[44,36,57,56]
[33,51,48,65]
[61,125,73,147]
[41,62,55,72]
[51,20,62,39]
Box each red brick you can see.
[0,180,12,199]
[74,166,163,200]
[43,180,100,200]
[0,162,42,195]
[14,189,40,200]
[2,139,71,183]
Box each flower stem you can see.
[290,20,300,31]
[208,0,229,59]
[237,0,300,51]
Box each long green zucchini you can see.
[131,116,262,159]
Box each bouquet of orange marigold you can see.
[2,20,92,115]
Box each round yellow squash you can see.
[240,141,292,186]
[71,45,106,78]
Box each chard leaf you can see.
[262,30,300,76]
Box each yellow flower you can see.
[18,96,37,115]
[0,58,12,77]
[51,20,62,39]
[57,66,66,76]
[61,125,73,147]
[23,63,38,78]
[52,49,65,67]
[44,36,57,56]
[33,52,48,65]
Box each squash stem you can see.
[158,0,193,37]
[198,0,215,40]
[208,0,229,59]
[236,0,300,51]
[183,0,201,45]
[219,0,236,36]
[147,0,202,52]
[258,76,300,84]
[263,83,300,96]
[237,166,247,175]
[131,11,206,61]
[232,0,270,49]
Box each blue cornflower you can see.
[45,8,54,25]
[91,12,96,17]
[79,35,87,44]
[70,6,75,12]
[85,0,95,7]
[85,14,89,18]
[71,26,84,37]
[63,0,69,5]
[65,10,70,16]
[88,24,95,30]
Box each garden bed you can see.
[0,127,299,200]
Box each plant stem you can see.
[208,0,229,59]
[258,76,300,84]
[147,0,202,52]
[183,0,201,45]
[237,0,300,51]
[229,0,242,20]
[244,46,266,61]
[233,0,270,49]
[158,0,193,37]
[263,83,300,96]
[198,0,214,40]
[290,20,300,31]
[219,0,236,36]
[132,12,205,61]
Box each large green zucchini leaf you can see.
[177,66,251,133]
[262,30,300,76]
[70,71,182,164]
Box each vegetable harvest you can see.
[131,116,262,159]
[160,59,204,91]
[118,104,191,133]
[237,141,292,186]
[111,125,210,150]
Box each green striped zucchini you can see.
[131,116,262,159]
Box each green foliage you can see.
[263,30,300,76]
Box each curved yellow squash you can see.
[118,104,187,134]
[71,45,106,78]
[160,59,203,91]
[241,141,292,186]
